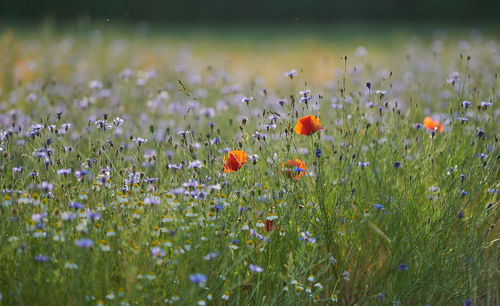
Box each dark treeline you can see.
[1,0,499,23]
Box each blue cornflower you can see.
[299,231,317,243]
[203,252,219,261]
[461,100,472,108]
[69,201,85,209]
[479,101,492,108]
[35,254,48,262]
[458,211,464,219]
[377,293,385,302]
[413,123,424,130]
[57,168,72,176]
[476,129,485,138]
[398,263,408,271]
[300,96,312,103]
[74,170,89,181]
[215,204,224,211]
[75,238,94,248]
[315,147,323,158]
[151,247,165,257]
[374,204,385,211]
[85,210,101,222]
[294,166,306,174]
[189,273,207,284]
[463,299,473,306]
[249,264,264,273]
[285,69,297,79]
[393,161,401,168]
[358,162,370,168]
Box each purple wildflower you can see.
[189,273,207,284]
[151,247,165,257]
[249,264,264,273]
[69,201,85,209]
[374,204,385,211]
[75,238,94,248]
[35,254,48,262]
[203,252,219,261]
[398,263,408,271]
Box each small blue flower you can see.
[461,100,472,108]
[315,147,323,158]
[374,204,385,211]
[35,254,48,262]
[398,263,408,271]
[463,299,473,306]
[69,201,85,209]
[299,231,317,243]
[377,293,385,302]
[215,204,224,211]
[294,166,306,174]
[151,247,165,257]
[393,161,401,168]
[75,238,93,248]
[203,252,219,261]
[249,264,264,273]
[476,129,485,138]
[189,273,207,284]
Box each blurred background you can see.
[0,0,499,100]
[1,0,499,24]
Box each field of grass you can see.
[0,24,498,305]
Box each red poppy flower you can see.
[223,150,247,172]
[281,159,307,179]
[423,117,443,133]
[294,115,323,136]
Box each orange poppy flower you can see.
[223,150,247,172]
[423,117,443,133]
[294,115,323,136]
[281,159,307,179]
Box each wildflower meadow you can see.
[0,25,498,305]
